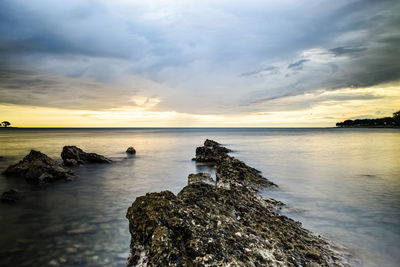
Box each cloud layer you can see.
[0,0,399,120]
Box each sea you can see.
[0,128,399,267]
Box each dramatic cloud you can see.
[0,0,399,125]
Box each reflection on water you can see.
[0,128,399,266]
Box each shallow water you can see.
[0,128,399,266]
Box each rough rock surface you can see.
[188,172,214,185]
[126,147,136,155]
[1,189,23,203]
[126,141,344,266]
[193,139,232,163]
[3,150,73,183]
[61,146,112,166]
[204,139,220,147]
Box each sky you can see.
[0,0,399,127]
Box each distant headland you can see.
[336,110,400,128]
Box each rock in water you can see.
[126,147,136,155]
[126,141,343,266]
[1,189,23,203]
[194,141,231,163]
[3,150,73,183]
[61,146,111,166]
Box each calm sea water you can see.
[0,128,399,266]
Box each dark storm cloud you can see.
[0,0,399,114]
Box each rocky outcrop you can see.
[3,150,73,183]
[126,141,343,266]
[126,147,136,155]
[1,189,23,203]
[61,146,111,166]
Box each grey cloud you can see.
[288,59,309,70]
[0,0,399,115]
[0,67,142,110]
[329,46,367,56]
[239,66,280,77]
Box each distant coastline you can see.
[336,110,400,128]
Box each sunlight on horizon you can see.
[1,83,399,127]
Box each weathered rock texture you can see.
[126,147,136,155]
[61,146,112,166]
[188,172,214,185]
[126,140,344,266]
[3,150,73,183]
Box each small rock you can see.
[126,147,136,155]
[1,189,23,203]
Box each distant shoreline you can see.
[336,126,400,128]
[336,111,400,128]
[1,126,399,130]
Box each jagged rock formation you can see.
[126,140,343,266]
[3,150,73,183]
[126,147,136,155]
[61,146,112,166]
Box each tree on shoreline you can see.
[1,121,11,128]
[336,110,400,127]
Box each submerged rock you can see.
[126,147,136,155]
[3,150,73,183]
[61,146,111,166]
[126,141,343,266]
[1,189,23,203]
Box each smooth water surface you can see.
[0,128,399,266]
